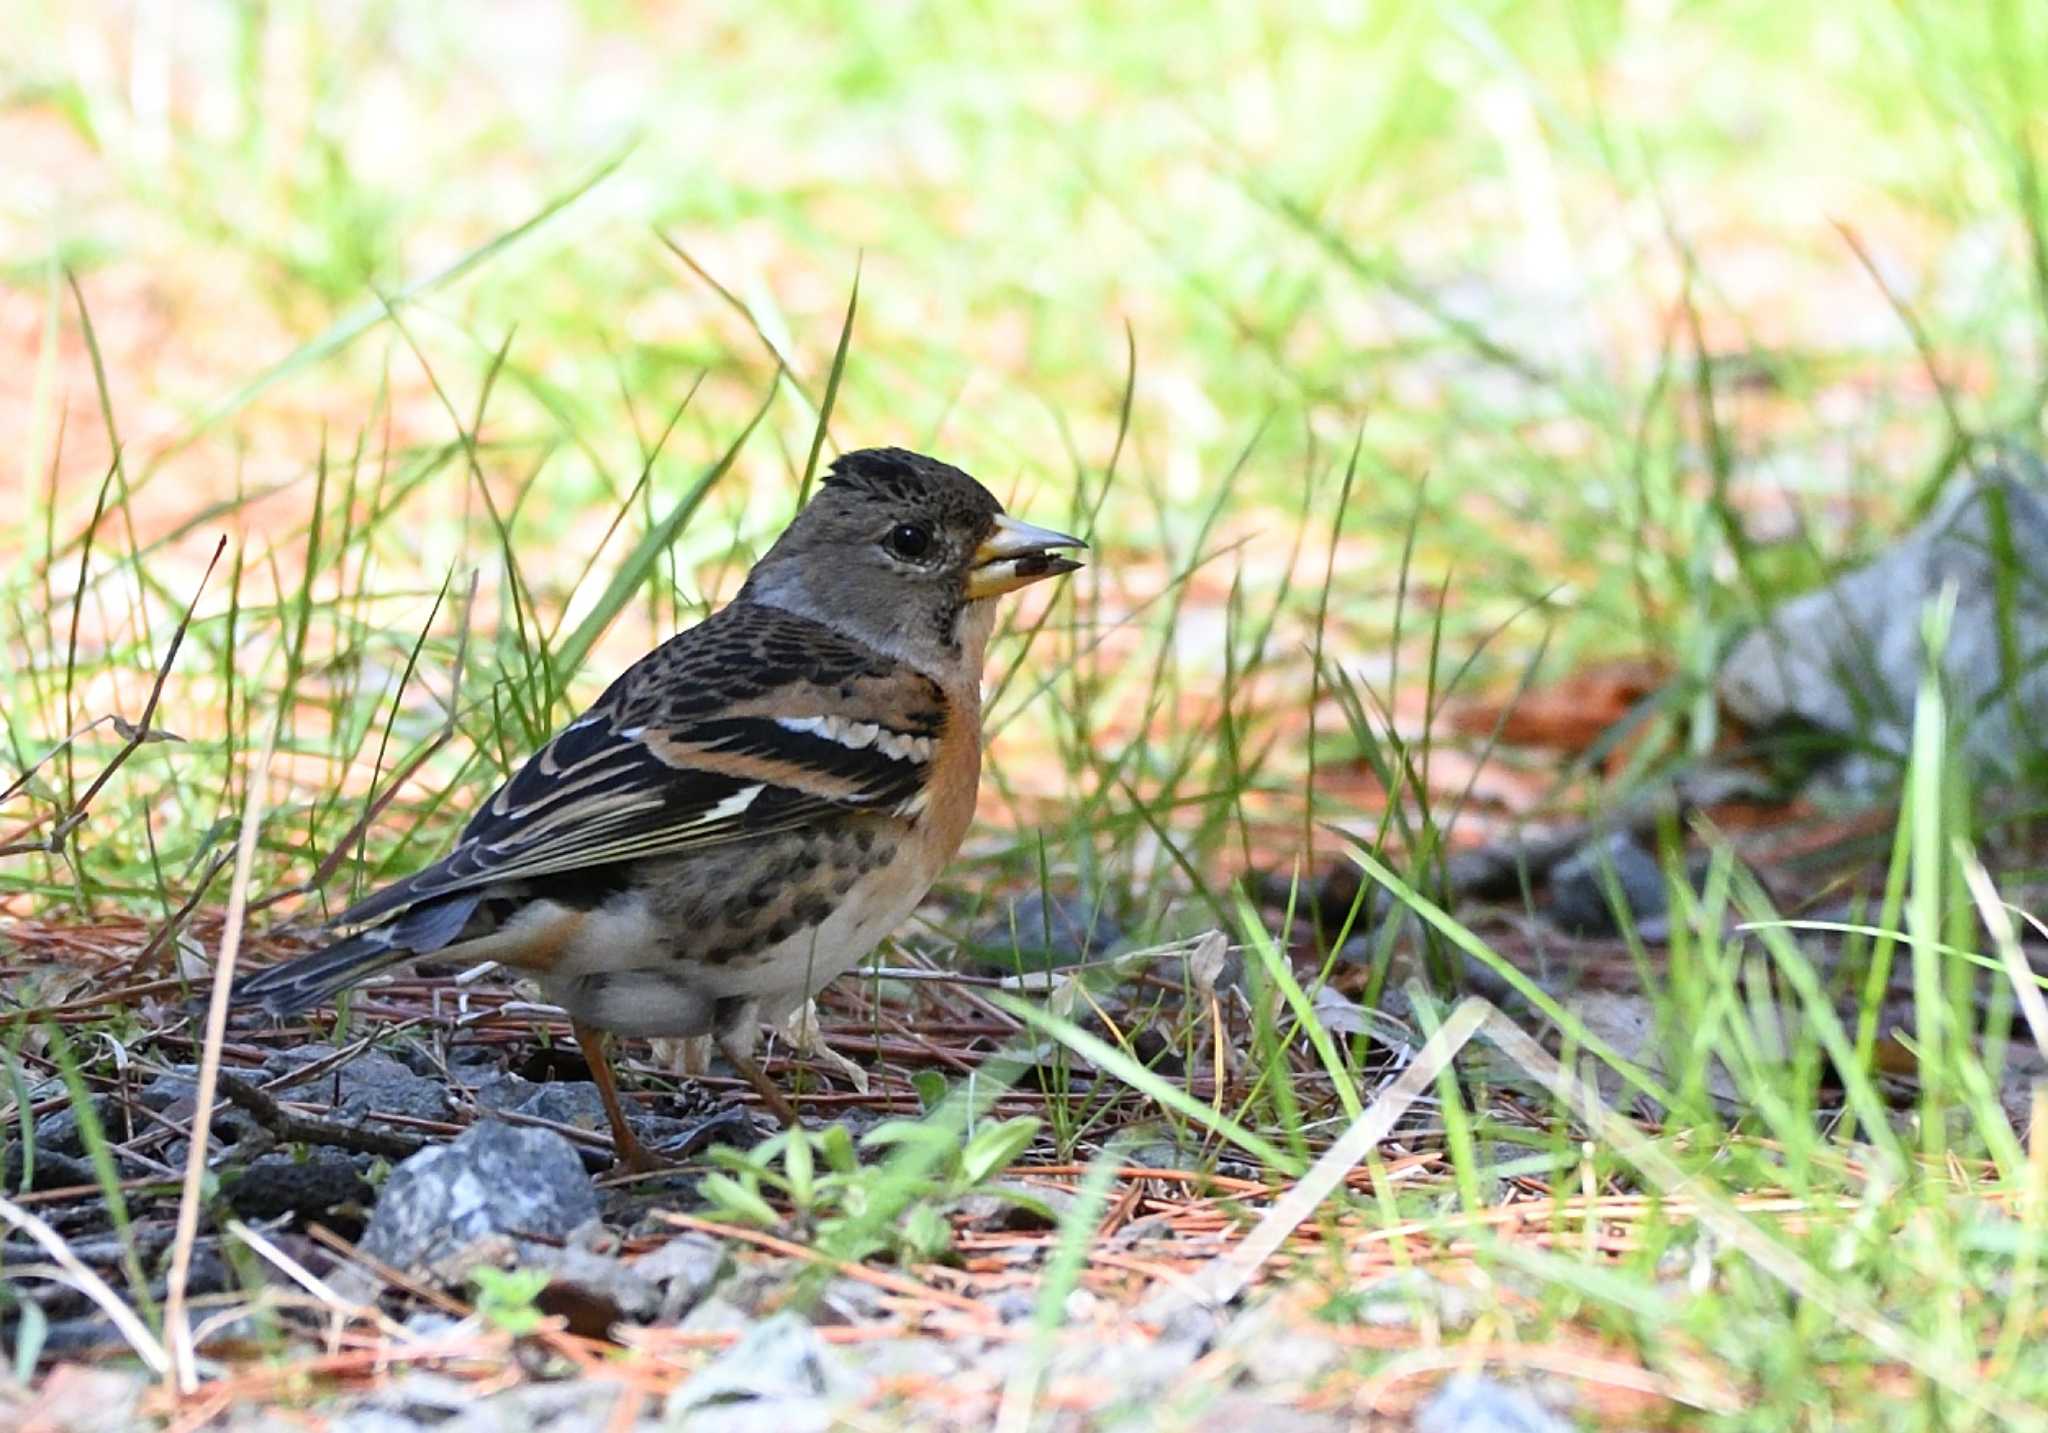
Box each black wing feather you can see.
[332,711,931,929]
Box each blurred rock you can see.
[1254,863,1397,931]
[631,1234,729,1322]
[137,1067,201,1111]
[1211,1298,1342,1389]
[360,1120,598,1271]
[31,1095,123,1157]
[0,1146,97,1191]
[1180,1395,1354,1432]
[1416,1374,1571,1433]
[325,1376,633,1433]
[1719,449,2048,790]
[495,1080,609,1128]
[968,890,1122,969]
[668,1313,866,1432]
[1567,988,1745,1110]
[518,1230,727,1335]
[1350,1268,1480,1330]
[4,1365,148,1433]
[1547,830,1668,937]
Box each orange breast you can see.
[920,680,984,874]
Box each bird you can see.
[235,447,1085,1170]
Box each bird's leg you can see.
[572,1020,662,1172]
[647,1033,714,1078]
[713,1006,799,1128]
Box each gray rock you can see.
[970,890,1122,968]
[1415,1373,1570,1433]
[266,1046,453,1123]
[1211,1298,1340,1389]
[506,1081,610,1128]
[330,1412,458,1433]
[4,1365,149,1433]
[473,1074,719,1159]
[224,1152,372,1220]
[1258,863,1399,932]
[677,1295,755,1334]
[630,1234,729,1322]
[32,1095,121,1156]
[469,1072,547,1113]
[403,1310,464,1339]
[359,1120,599,1270]
[1547,830,1668,937]
[1719,450,2048,789]
[0,1146,96,1191]
[1173,1394,1355,1432]
[429,1382,641,1433]
[1351,1269,1480,1331]
[326,1372,641,1433]
[138,1067,201,1111]
[667,1313,866,1431]
[470,1071,620,1123]
[1565,988,1750,1113]
[515,1232,707,1333]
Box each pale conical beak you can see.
[964,514,1087,600]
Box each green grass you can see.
[3,1,2048,1425]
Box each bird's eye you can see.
[885,522,934,560]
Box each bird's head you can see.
[738,448,1086,677]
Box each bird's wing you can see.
[333,605,949,929]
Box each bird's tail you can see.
[235,890,485,1016]
[233,932,418,1017]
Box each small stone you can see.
[1255,863,1398,931]
[32,1095,125,1156]
[1415,1373,1571,1433]
[470,1072,544,1112]
[630,1235,728,1322]
[510,1082,610,1129]
[678,1295,754,1335]
[266,1047,453,1123]
[137,1066,201,1111]
[1213,1299,1340,1389]
[968,890,1122,969]
[404,1310,463,1339]
[7,1365,149,1433]
[359,1120,599,1271]
[952,1178,1076,1229]
[225,1152,373,1221]
[0,1146,96,1191]
[986,1288,1037,1323]
[1351,1269,1480,1330]
[668,1313,866,1424]
[1547,830,1668,937]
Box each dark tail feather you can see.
[233,932,416,1017]
[235,891,486,1016]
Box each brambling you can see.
[237,448,1084,1169]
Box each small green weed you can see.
[698,1114,1044,1263]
